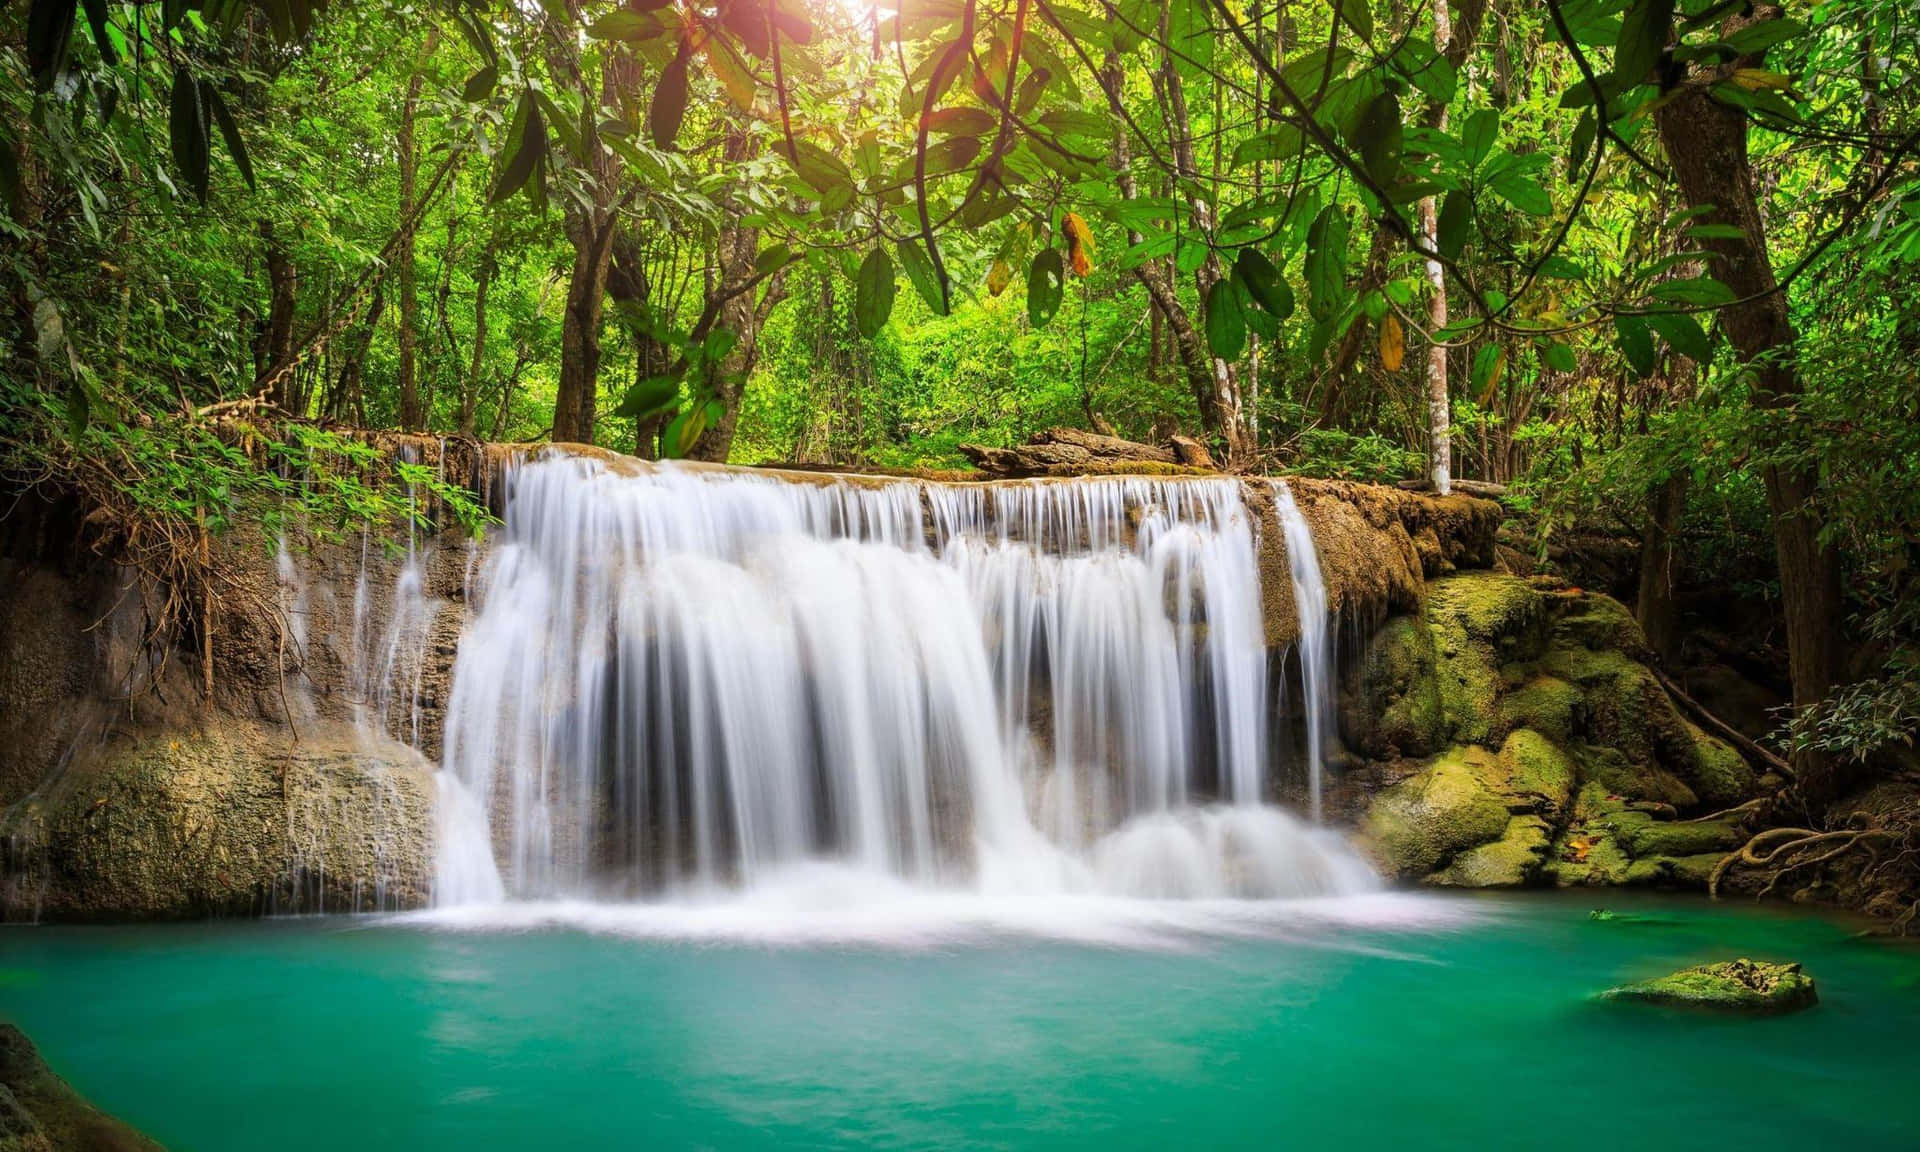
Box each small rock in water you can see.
[1602,958,1818,1014]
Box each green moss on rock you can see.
[1428,573,1547,653]
[1357,747,1512,878]
[1498,676,1579,744]
[1348,614,1450,757]
[1681,722,1757,810]
[1573,744,1699,810]
[1550,593,1652,661]
[1493,729,1576,814]
[1602,959,1817,1014]
[1429,815,1551,887]
[1611,811,1744,858]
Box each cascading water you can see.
[433,452,1376,909]
[1271,481,1336,822]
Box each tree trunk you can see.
[395,29,437,432]
[457,243,495,437]
[259,222,299,412]
[1158,35,1252,465]
[549,48,631,446]
[1636,469,1688,666]
[1653,8,1845,796]
[686,126,787,462]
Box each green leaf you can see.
[1569,110,1597,171]
[1205,278,1248,360]
[1460,109,1499,169]
[1470,344,1506,404]
[589,9,668,40]
[491,91,546,203]
[898,238,949,317]
[1233,249,1294,320]
[1649,276,1735,306]
[1355,91,1403,186]
[26,0,75,90]
[462,65,498,103]
[1646,310,1711,361]
[784,139,855,196]
[754,244,793,278]
[1337,0,1373,42]
[1544,342,1578,373]
[1613,0,1675,87]
[1027,248,1064,328]
[1488,170,1552,216]
[613,373,683,420]
[1437,190,1471,261]
[649,49,690,150]
[168,67,209,203]
[1231,125,1305,168]
[854,248,896,338]
[1614,314,1656,376]
[79,0,116,65]
[201,82,255,192]
[927,107,995,136]
[1684,222,1746,241]
[1304,206,1350,322]
[1720,17,1803,57]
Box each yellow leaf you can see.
[1378,313,1404,372]
[1477,348,1507,407]
[702,40,758,110]
[1730,68,1792,92]
[1062,212,1094,277]
[986,257,1013,297]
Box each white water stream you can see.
[420,454,1373,912]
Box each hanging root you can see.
[1709,822,1892,899]
[1679,797,1771,825]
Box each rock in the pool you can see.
[1602,958,1818,1014]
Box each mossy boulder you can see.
[1429,815,1552,887]
[1356,748,1512,878]
[1498,676,1579,744]
[1603,959,1817,1014]
[1610,810,1744,859]
[1429,574,1547,654]
[1680,722,1758,809]
[0,720,436,921]
[1346,614,1449,758]
[1492,729,1576,815]
[1571,744,1698,810]
[1550,593,1652,661]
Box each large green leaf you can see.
[1489,169,1552,216]
[1027,248,1064,328]
[1460,110,1499,169]
[1650,276,1735,306]
[649,50,690,149]
[1613,0,1676,87]
[613,373,683,420]
[1337,0,1373,42]
[491,91,546,203]
[1233,249,1294,320]
[1355,91,1403,186]
[854,248,897,339]
[1647,310,1712,361]
[202,82,255,191]
[1205,278,1247,360]
[898,238,949,317]
[1614,314,1657,376]
[1305,206,1350,322]
[168,67,209,202]
[1437,190,1472,261]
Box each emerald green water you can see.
[2,893,1916,1150]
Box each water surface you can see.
[2,892,1916,1151]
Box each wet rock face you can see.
[1603,959,1818,1014]
[1,718,436,921]
[1347,573,1761,889]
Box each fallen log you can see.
[960,427,1216,479]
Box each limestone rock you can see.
[0,718,435,921]
[1603,959,1818,1014]
[1357,748,1511,878]
[1428,815,1552,887]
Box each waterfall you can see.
[433,453,1375,906]
[1271,481,1335,823]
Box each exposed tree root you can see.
[1710,823,1892,899]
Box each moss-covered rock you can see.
[0,719,435,921]
[1572,744,1699,810]
[1346,614,1450,758]
[1492,729,1576,815]
[1429,815,1551,887]
[1550,593,1653,661]
[1429,574,1547,654]
[1681,722,1758,810]
[1611,811,1744,859]
[1498,676,1579,744]
[1602,959,1817,1014]
[1356,748,1512,878]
